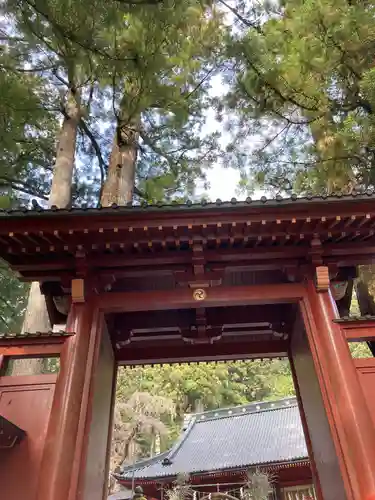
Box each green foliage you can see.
[106,0,226,202]
[0,56,58,203]
[225,0,375,195]
[116,359,295,456]
[1,0,227,206]
[349,342,372,359]
[0,264,29,332]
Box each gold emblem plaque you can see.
[193,288,207,301]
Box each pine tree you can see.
[100,0,224,206]
[224,0,375,195]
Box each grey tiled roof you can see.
[0,330,74,339]
[117,397,307,480]
[334,315,375,322]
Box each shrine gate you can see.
[0,194,375,500]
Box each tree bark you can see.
[49,91,81,207]
[101,112,140,207]
[11,91,81,375]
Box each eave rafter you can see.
[1,197,375,286]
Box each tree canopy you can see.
[224,0,375,195]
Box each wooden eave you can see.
[1,196,375,282]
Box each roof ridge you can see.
[118,451,170,475]
[187,396,297,422]
[165,415,198,463]
[2,190,375,216]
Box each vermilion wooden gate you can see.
[0,195,375,500]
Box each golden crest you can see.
[193,288,207,301]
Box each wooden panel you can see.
[0,344,63,356]
[0,376,56,500]
[290,312,347,500]
[355,358,375,429]
[80,325,115,500]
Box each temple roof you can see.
[1,191,375,217]
[116,397,308,482]
[2,193,375,286]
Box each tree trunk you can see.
[101,112,140,207]
[49,94,81,207]
[11,91,81,375]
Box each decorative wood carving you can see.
[71,278,85,303]
[315,266,330,292]
[193,288,207,301]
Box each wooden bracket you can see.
[181,308,222,344]
[174,244,222,288]
[75,250,88,278]
[315,266,330,292]
[309,237,323,266]
[192,243,205,276]
[71,278,85,303]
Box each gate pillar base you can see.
[37,302,101,500]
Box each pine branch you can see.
[22,0,137,63]
[79,119,107,205]
[241,52,320,113]
[0,63,58,73]
[0,178,49,200]
[218,0,263,34]
[0,312,9,328]
[115,0,163,3]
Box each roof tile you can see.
[117,397,307,480]
[0,330,74,339]
[2,192,375,218]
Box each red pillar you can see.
[37,302,96,500]
[304,279,375,500]
[289,356,323,500]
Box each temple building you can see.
[115,397,316,500]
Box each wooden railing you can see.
[335,317,375,428]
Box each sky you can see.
[206,163,241,200]
[198,74,263,201]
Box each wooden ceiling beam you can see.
[96,283,305,313]
[111,304,289,334]
[116,339,288,364]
